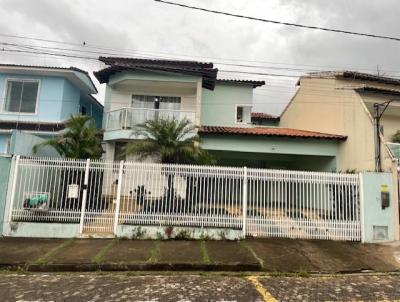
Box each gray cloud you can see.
[0,0,399,114]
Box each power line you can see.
[154,0,400,42]
[0,47,304,78]
[1,32,400,74]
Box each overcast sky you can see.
[0,0,400,114]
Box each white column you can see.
[359,172,366,243]
[79,159,91,234]
[195,79,202,127]
[113,160,124,235]
[242,166,248,237]
[391,160,399,241]
[7,155,20,223]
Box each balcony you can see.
[105,107,196,132]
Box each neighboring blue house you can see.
[0,64,103,156]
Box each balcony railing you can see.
[105,107,196,131]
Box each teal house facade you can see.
[95,57,346,171]
[0,64,103,156]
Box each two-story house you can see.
[0,64,103,156]
[95,57,346,171]
[280,71,400,172]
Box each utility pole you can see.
[374,100,393,172]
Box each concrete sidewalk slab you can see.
[206,241,259,266]
[102,240,155,264]
[47,239,113,264]
[158,241,202,264]
[0,238,66,265]
[296,240,376,272]
[247,239,317,272]
[0,237,399,273]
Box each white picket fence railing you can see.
[8,156,362,241]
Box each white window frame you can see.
[235,104,253,125]
[2,78,41,115]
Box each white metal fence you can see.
[9,156,362,241]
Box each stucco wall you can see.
[10,131,59,157]
[201,135,340,171]
[80,96,103,128]
[0,73,64,122]
[0,133,11,154]
[280,77,392,172]
[105,72,198,112]
[201,83,253,127]
[361,172,397,243]
[0,156,11,236]
[60,78,81,120]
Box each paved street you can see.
[1,273,400,302]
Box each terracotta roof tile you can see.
[217,79,265,88]
[251,112,279,120]
[306,71,400,86]
[199,126,347,140]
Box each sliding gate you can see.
[8,156,361,241]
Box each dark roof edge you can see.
[0,64,98,93]
[216,79,266,88]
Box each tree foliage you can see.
[33,115,103,159]
[125,118,215,165]
[392,130,400,143]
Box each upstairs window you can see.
[4,79,39,113]
[132,95,181,110]
[236,105,252,124]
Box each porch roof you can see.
[95,57,218,90]
[198,126,347,140]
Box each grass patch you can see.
[33,239,74,265]
[147,241,161,263]
[93,239,118,264]
[200,241,211,265]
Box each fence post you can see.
[242,166,248,238]
[113,160,124,235]
[79,159,91,234]
[7,155,20,223]
[358,172,365,243]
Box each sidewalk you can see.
[1,237,399,273]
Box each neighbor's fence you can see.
[8,156,362,241]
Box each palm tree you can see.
[125,118,215,205]
[33,114,103,159]
[125,117,213,164]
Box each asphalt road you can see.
[1,273,400,302]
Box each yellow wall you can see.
[280,77,395,172]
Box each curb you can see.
[0,263,262,272]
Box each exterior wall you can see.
[105,71,198,112]
[201,135,341,171]
[0,156,11,236]
[280,77,393,172]
[0,73,64,122]
[381,114,400,143]
[201,83,253,126]
[0,73,102,127]
[5,222,80,238]
[0,133,11,154]
[10,131,59,157]
[80,97,103,128]
[60,78,81,120]
[117,225,242,240]
[358,92,400,143]
[361,172,397,243]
